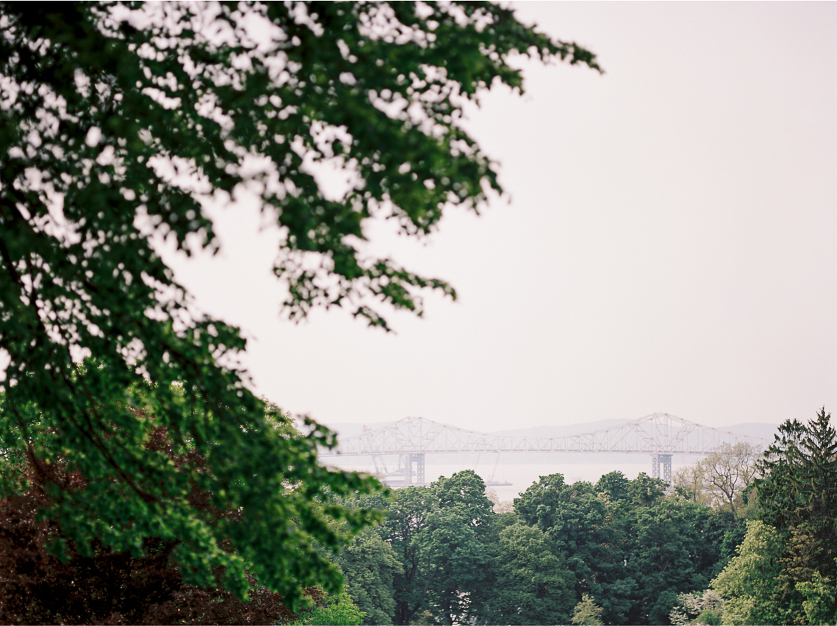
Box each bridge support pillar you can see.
[401,453,426,485]
[652,454,672,483]
[412,453,425,485]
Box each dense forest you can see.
[333,469,736,625]
[325,409,837,625]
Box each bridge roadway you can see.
[318,412,771,485]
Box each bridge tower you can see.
[651,453,672,482]
[401,453,426,485]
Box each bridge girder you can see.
[320,413,770,458]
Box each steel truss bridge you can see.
[319,413,771,485]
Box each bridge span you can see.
[319,413,771,484]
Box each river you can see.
[326,453,702,504]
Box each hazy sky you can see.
[164,2,837,433]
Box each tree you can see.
[418,507,490,625]
[751,408,837,622]
[330,526,401,625]
[595,470,633,503]
[796,571,837,626]
[571,594,604,626]
[627,499,719,624]
[486,487,514,514]
[515,472,731,625]
[421,471,494,625]
[289,591,366,626]
[0,0,598,610]
[755,409,837,547]
[668,590,724,626]
[380,471,496,625]
[671,463,712,507]
[672,444,761,518]
[0,421,312,624]
[700,442,760,516]
[515,475,623,609]
[711,520,792,626]
[383,485,435,625]
[480,521,576,625]
[629,472,667,507]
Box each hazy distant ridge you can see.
[490,419,629,438]
[492,420,779,442]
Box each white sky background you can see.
[165,2,837,433]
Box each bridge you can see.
[319,413,772,484]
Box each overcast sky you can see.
[165,2,837,433]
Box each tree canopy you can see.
[0,0,598,612]
[671,409,837,626]
[325,468,744,625]
[711,520,791,626]
[749,408,837,623]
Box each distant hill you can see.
[493,420,780,442]
[318,421,395,440]
[491,419,629,438]
[321,418,780,444]
[318,418,633,442]
[722,422,780,442]
[491,420,779,442]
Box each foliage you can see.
[571,594,604,625]
[711,520,792,626]
[628,500,719,624]
[511,472,728,625]
[718,518,748,567]
[673,443,760,517]
[289,591,365,626]
[514,473,616,599]
[753,408,837,622]
[672,464,712,507]
[700,442,760,516]
[629,472,667,506]
[382,470,493,625]
[418,507,489,624]
[323,470,737,625]
[694,608,723,625]
[0,424,304,624]
[331,526,401,625]
[383,484,434,625]
[704,410,837,625]
[796,570,837,626]
[0,0,598,610]
[595,469,632,502]
[755,409,837,552]
[669,590,724,626]
[480,521,575,625]
[486,487,515,514]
